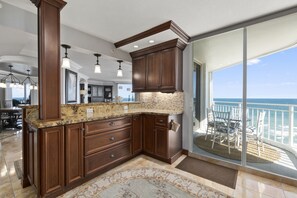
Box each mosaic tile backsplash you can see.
[139,92,184,112]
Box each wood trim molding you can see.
[30,0,66,8]
[130,38,186,58]
[114,20,190,48]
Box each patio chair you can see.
[246,111,266,156]
[205,108,215,140]
[211,110,238,154]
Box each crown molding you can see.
[114,20,190,48]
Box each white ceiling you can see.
[1,0,297,83]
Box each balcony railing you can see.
[213,101,297,151]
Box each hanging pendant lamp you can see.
[94,53,102,73]
[21,69,37,90]
[117,60,123,77]
[0,65,21,88]
[61,44,71,69]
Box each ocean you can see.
[213,98,297,144]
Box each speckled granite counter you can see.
[25,108,183,129]
[24,92,184,129]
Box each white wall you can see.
[182,44,193,152]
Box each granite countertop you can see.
[26,108,183,129]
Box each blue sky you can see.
[213,46,297,99]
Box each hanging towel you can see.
[170,121,180,132]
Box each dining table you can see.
[0,107,22,129]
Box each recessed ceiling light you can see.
[134,45,139,48]
[149,40,155,44]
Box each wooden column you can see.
[31,0,66,120]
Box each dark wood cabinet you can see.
[143,114,155,154]
[143,114,182,163]
[84,116,132,177]
[160,48,182,91]
[65,123,84,186]
[132,56,146,91]
[132,114,142,154]
[24,113,181,197]
[146,52,162,90]
[155,126,169,158]
[131,39,185,92]
[40,126,64,196]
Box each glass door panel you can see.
[192,29,243,165]
[247,13,297,179]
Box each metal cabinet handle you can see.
[109,122,115,126]
[80,128,85,132]
[110,154,115,158]
[159,120,163,123]
[109,136,115,141]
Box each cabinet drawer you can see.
[155,115,168,127]
[84,127,131,155]
[84,116,132,136]
[84,143,131,176]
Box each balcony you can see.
[193,101,297,178]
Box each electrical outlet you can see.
[86,108,93,113]
[123,105,128,110]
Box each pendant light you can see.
[117,60,123,77]
[61,44,71,69]
[21,69,37,90]
[94,53,101,73]
[0,65,21,88]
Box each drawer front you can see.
[155,115,168,127]
[84,143,131,176]
[84,116,132,136]
[84,127,131,155]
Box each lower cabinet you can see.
[85,142,131,176]
[155,126,169,158]
[132,114,142,154]
[143,114,182,163]
[143,114,155,154]
[65,123,84,186]
[40,126,65,197]
[25,114,181,197]
[83,116,133,177]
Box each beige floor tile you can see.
[234,186,273,198]
[0,182,15,198]
[284,190,297,198]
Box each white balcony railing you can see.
[213,101,297,152]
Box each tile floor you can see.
[0,130,297,198]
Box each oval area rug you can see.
[62,167,231,198]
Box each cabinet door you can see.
[155,126,169,159]
[161,48,176,91]
[143,115,155,154]
[65,123,84,186]
[40,126,64,196]
[132,56,146,91]
[146,52,162,90]
[132,115,142,154]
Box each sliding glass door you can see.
[192,29,243,165]
[246,13,297,179]
[191,11,297,180]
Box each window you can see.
[117,84,135,102]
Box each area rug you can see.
[0,130,18,140]
[176,157,238,189]
[14,159,23,180]
[194,135,280,163]
[61,167,231,198]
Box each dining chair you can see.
[211,110,238,154]
[205,108,215,140]
[246,111,266,156]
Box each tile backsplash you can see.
[139,92,184,112]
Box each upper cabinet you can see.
[132,56,146,92]
[130,39,186,93]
